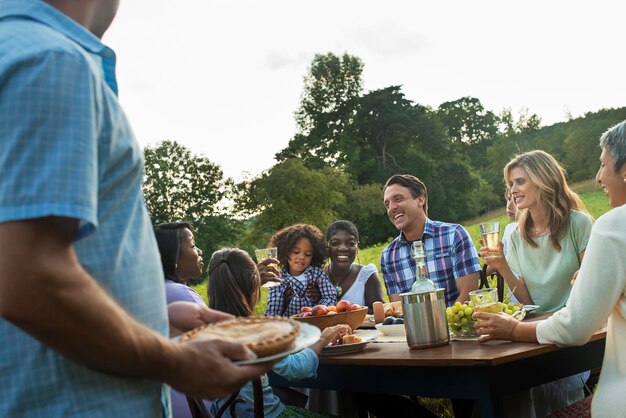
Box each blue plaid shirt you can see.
[381,218,481,306]
[0,1,168,416]
[265,266,337,317]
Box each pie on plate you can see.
[180,316,301,358]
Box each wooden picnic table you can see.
[270,324,606,417]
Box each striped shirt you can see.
[381,218,481,306]
[265,266,337,316]
[0,1,168,416]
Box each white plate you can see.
[235,322,321,365]
[320,338,375,356]
[375,323,406,337]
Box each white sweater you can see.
[536,204,626,417]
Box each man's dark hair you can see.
[383,174,429,216]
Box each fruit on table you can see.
[294,303,364,317]
[336,300,351,313]
[393,317,404,325]
[446,301,523,337]
[311,305,329,316]
[382,316,395,325]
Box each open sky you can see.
[105,0,625,181]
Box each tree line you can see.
[142,52,626,266]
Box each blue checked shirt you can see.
[265,266,337,317]
[381,218,481,306]
[0,1,169,417]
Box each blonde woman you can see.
[481,150,593,312]
[475,120,626,417]
[480,149,593,417]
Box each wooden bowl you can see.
[292,307,368,331]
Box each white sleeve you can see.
[536,209,626,346]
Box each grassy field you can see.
[193,184,610,314]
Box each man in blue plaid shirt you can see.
[381,174,481,306]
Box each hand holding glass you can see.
[255,247,280,287]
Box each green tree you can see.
[277,53,364,168]
[344,86,433,184]
[143,141,240,280]
[437,97,499,146]
[562,108,626,181]
[143,140,226,224]
[234,159,350,246]
[437,97,499,171]
[346,86,496,221]
[342,183,395,247]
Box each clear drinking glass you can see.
[254,247,277,263]
[479,222,500,254]
[469,288,500,313]
[255,247,279,287]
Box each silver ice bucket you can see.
[400,289,449,349]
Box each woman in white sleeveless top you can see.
[324,220,385,313]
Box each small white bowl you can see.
[375,323,406,337]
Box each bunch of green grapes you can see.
[446,302,476,337]
[446,301,523,337]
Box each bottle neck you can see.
[415,253,428,278]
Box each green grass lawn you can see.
[193,187,611,314]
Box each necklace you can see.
[329,264,352,298]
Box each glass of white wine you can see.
[469,288,500,313]
[479,222,500,255]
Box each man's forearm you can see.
[0,218,176,382]
[1,259,176,380]
[454,272,480,304]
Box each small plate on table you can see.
[375,323,406,337]
[236,322,321,365]
[320,338,375,356]
[523,305,540,314]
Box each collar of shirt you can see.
[0,0,119,95]
[281,267,313,295]
[398,217,437,244]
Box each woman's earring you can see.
[175,263,178,270]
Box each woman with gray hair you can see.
[475,120,626,417]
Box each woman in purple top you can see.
[155,222,206,306]
[154,222,209,418]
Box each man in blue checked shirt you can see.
[381,174,481,306]
[0,1,270,417]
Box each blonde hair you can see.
[504,150,590,250]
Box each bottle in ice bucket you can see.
[411,240,436,293]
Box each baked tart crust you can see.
[180,316,301,358]
[341,334,362,345]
